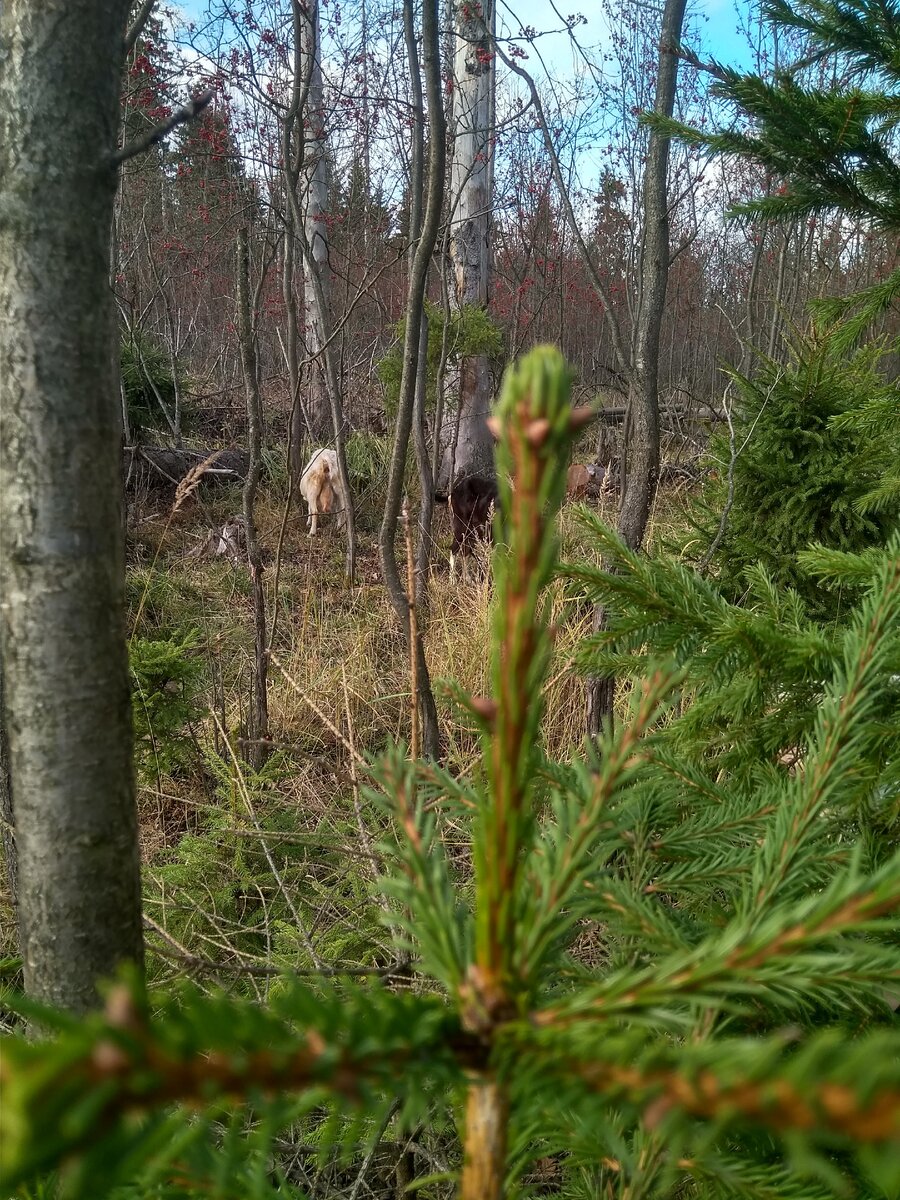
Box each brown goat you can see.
[566,463,593,499]
[566,461,617,501]
[435,475,498,582]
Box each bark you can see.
[587,0,688,737]
[300,0,333,440]
[460,1077,509,1200]
[619,0,687,551]
[0,670,17,921]
[404,0,437,600]
[0,0,145,1011]
[378,0,444,760]
[284,0,356,584]
[283,216,309,480]
[443,0,497,485]
[283,0,313,483]
[236,228,270,772]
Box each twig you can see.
[269,651,365,765]
[210,710,324,970]
[342,663,383,879]
[700,371,781,572]
[675,42,733,84]
[402,497,420,760]
[144,915,396,979]
[112,89,215,167]
[348,1098,402,1200]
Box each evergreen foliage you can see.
[377,300,504,419]
[120,331,189,437]
[650,0,900,607]
[683,331,898,615]
[146,748,384,978]
[2,350,898,1200]
[676,0,900,350]
[129,632,205,778]
[657,0,900,233]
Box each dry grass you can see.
[125,470,692,797]
[128,483,629,765]
[120,467,694,980]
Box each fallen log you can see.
[597,405,725,424]
[124,446,250,492]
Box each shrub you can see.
[687,332,898,617]
[377,300,504,420]
[129,632,205,778]
[121,331,192,438]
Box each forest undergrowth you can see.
[3,346,897,1200]
[98,453,681,990]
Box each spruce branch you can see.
[752,548,900,906]
[516,667,680,979]
[533,856,900,1027]
[0,979,476,1192]
[540,1031,900,1143]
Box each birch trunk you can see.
[301,0,333,440]
[284,0,311,483]
[286,0,356,584]
[443,0,496,485]
[0,0,145,1010]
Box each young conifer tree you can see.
[653,0,900,520]
[2,348,898,1200]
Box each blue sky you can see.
[496,0,756,73]
[178,0,758,74]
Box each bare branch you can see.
[111,88,214,167]
[486,37,630,375]
[124,0,157,57]
[675,42,733,84]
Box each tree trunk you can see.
[0,671,17,922]
[443,0,496,486]
[378,0,444,760]
[0,0,145,1011]
[284,202,307,483]
[300,0,334,441]
[283,0,312,482]
[403,0,438,600]
[586,0,687,737]
[285,0,356,585]
[236,228,270,772]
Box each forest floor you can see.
[0,453,699,978]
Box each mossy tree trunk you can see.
[0,0,145,1011]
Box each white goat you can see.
[299,448,348,537]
